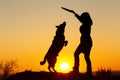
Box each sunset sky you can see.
[0,0,120,72]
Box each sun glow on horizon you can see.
[59,62,71,73]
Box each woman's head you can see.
[80,12,93,25]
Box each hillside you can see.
[4,71,120,80]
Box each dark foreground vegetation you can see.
[3,70,120,80]
[0,60,120,80]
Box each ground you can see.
[4,70,120,80]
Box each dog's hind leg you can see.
[48,65,52,72]
[52,58,57,72]
[52,67,56,72]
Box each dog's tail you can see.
[40,55,47,65]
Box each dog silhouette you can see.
[40,21,68,72]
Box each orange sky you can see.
[0,0,120,72]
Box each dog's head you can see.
[56,21,66,35]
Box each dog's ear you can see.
[55,21,66,28]
[55,26,59,28]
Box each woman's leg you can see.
[73,45,81,73]
[84,51,92,75]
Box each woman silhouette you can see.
[61,7,93,75]
[73,12,93,75]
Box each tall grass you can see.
[95,67,120,80]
